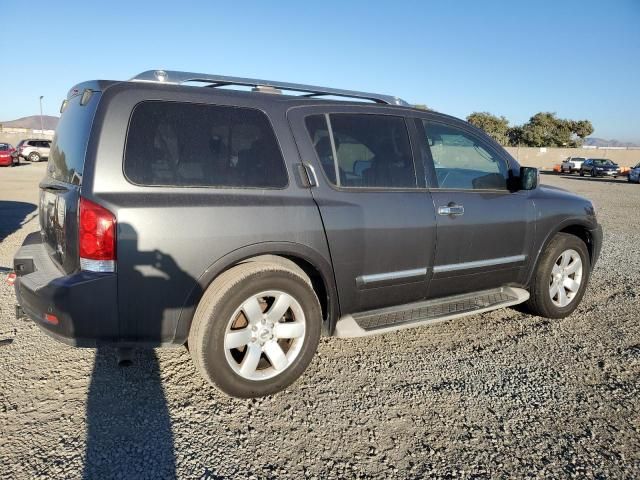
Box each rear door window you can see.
[124,101,288,188]
[305,113,417,188]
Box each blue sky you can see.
[1,0,639,141]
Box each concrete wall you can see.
[505,147,640,170]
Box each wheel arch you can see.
[173,242,340,343]
[526,219,596,286]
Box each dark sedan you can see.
[579,158,620,178]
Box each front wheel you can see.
[522,233,590,318]
[188,260,322,398]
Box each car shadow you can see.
[83,348,176,479]
[0,201,37,242]
[554,175,628,185]
[80,223,203,479]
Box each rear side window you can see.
[124,101,288,188]
[305,113,417,188]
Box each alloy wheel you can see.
[549,249,583,308]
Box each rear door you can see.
[39,90,101,273]
[412,117,534,298]
[288,105,437,315]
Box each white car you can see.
[561,157,586,174]
[628,162,640,183]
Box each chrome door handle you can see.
[438,205,464,216]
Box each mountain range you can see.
[583,137,640,148]
[0,115,59,130]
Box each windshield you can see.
[0,143,10,151]
[592,159,614,166]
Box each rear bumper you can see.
[13,232,119,347]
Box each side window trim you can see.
[416,117,512,192]
[324,113,342,187]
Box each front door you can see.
[412,117,535,298]
[288,106,437,315]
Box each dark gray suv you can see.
[12,70,602,398]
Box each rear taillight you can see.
[79,197,116,272]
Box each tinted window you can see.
[305,114,416,188]
[0,143,9,151]
[48,91,100,185]
[421,121,509,190]
[124,101,287,188]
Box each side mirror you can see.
[519,166,538,190]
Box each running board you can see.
[334,287,529,338]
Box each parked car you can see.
[12,70,602,398]
[0,143,17,166]
[16,138,51,162]
[579,158,620,177]
[561,156,586,174]
[628,162,640,183]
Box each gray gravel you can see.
[1,163,639,479]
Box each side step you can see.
[334,287,529,338]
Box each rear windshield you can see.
[123,101,288,188]
[47,90,101,185]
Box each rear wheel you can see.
[522,233,590,319]
[28,152,40,162]
[188,260,322,398]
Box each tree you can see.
[518,112,593,147]
[466,112,510,145]
[570,120,594,146]
[507,126,525,147]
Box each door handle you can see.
[438,204,464,216]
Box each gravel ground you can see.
[1,163,639,479]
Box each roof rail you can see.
[130,70,410,106]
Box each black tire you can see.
[521,233,591,319]
[28,152,40,162]
[188,261,322,398]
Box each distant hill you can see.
[0,115,59,130]
[584,137,640,148]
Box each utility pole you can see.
[39,96,44,135]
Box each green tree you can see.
[466,112,510,145]
[519,112,594,147]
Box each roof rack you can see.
[130,70,409,106]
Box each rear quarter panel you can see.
[83,84,332,344]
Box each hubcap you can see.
[223,290,306,381]
[549,249,583,308]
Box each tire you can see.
[521,233,591,319]
[28,152,40,162]
[579,170,584,177]
[188,261,322,398]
